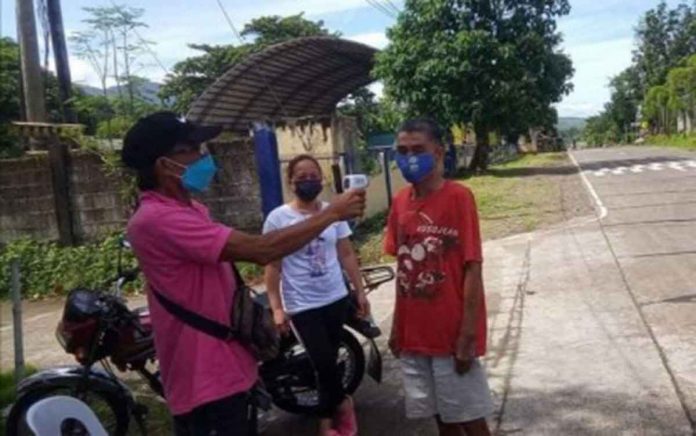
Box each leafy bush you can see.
[646,133,696,149]
[96,116,135,139]
[0,234,140,300]
[0,234,273,300]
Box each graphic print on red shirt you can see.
[385,181,487,357]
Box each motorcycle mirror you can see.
[117,236,130,276]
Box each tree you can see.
[240,13,334,45]
[374,0,573,171]
[587,2,696,142]
[68,6,162,141]
[0,37,23,156]
[0,37,78,155]
[643,84,672,134]
[633,1,696,95]
[338,87,404,137]
[111,5,149,115]
[583,113,618,146]
[605,67,642,142]
[666,58,696,132]
[159,43,257,114]
[159,13,335,114]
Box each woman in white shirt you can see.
[263,154,369,436]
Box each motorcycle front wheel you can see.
[269,328,366,415]
[5,385,130,436]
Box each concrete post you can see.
[11,260,25,386]
[16,0,47,123]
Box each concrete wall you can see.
[0,154,60,242]
[199,135,263,232]
[0,134,263,244]
[70,151,130,241]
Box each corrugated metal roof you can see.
[186,37,378,132]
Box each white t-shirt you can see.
[262,203,352,315]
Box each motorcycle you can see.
[5,243,394,435]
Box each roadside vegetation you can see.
[0,236,261,300]
[582,2,696,148]
[0,368,37,436]
[646,133,696,150]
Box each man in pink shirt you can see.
[122,112,365,435]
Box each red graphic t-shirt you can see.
[384,181,487,356]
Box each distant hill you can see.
[77,80,163,105]
[557,117,587,131]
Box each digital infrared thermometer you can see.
[343,174,369,191]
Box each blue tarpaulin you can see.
[253,123,283,218]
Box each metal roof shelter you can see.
[186,37,378,131]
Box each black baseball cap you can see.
[121,111,222,170]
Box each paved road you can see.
[567,146,696,434]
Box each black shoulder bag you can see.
[151,264,279,362]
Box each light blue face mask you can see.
[179,154,218,193]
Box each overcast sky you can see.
[0,0,687,118]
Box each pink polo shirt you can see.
[126,191,257,415]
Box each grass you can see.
[646,133,696,150]
[0,367,38,436]
[353,152,582,265]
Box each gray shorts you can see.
[399,354,494,424]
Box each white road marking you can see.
[669,162,686,171]
[569,152,608,219]
[589,160,696,177]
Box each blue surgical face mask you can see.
[396,152,435,184]
[173,154,218,193]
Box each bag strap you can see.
[151,286,235,341]
[150,263,249,341]
[230,262,244,288]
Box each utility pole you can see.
[16,0,47,122]
[47,0,75,122]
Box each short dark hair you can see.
[286,154,322,181]
[136,167,158,191]
[398,118,445,146]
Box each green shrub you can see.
[0,366,38,410]
[646,133,696,149]
[96,116,135,139]
[0,234,140,300]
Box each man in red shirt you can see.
[385,118,493,436]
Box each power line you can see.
[382,0,401,15]
[366,0,397,19]
[215,0,244,43]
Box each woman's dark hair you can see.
[286,154,322,181]
[398,118,445,147]
[136,166,158,190]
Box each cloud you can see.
[557,37,635,117]
[347,32,389,49]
